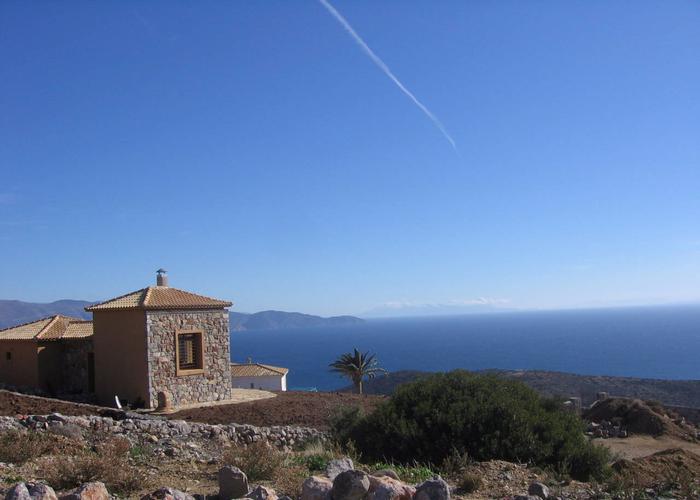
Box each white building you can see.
[231,362,288,391]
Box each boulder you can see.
[371,470,400,481]
[528,482,549,499]
[59,482,110,500]
[140,488,194,500]
[301,476,333,500]
[414,477,450,500]
[325,458,354,481]
[367,476,415,500]
[331,470,370,500]
[6,483,58,500]
[5,483,31,500]
[218,466,249,500]
[245,486,278,500]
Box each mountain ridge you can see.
[230,310,364,331]
[0,299,363,332]
[0,299,93,329]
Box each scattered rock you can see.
[246,485,278,500]
[414,477,450,500]
[331,470,370,500]
[6,483,58,500]
[301,476,333,500]
[367,475,415,500]
[140,487,194,500]
[4,483,31,500]
[326,458,354,480]
[59,482,110,500]
[528,482,549,499]
[218,466,249,500]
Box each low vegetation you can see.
[223,441,286,482]
[43,437,149,495]
[0,430,77,464]
[332,370,612,481]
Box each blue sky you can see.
[1,1,698,316]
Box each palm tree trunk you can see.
[358,379,363,395]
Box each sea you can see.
[230,305,700,391]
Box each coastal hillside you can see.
[0,300,92,329]
[229,310,364,331]
[352,369,700,409]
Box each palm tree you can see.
[329,349,387,395]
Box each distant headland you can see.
[229,310,364,331]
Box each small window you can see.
[250,383,254,389]
[5,352,10,361]
[176,331,204,375]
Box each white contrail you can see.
[318,0,457,151]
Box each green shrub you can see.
[329,405,365,447]
[345,370,611,481]
[370,462,436,483]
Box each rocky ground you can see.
[2,390,700,499]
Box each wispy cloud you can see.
[381,298,511,310]
[318,0,457,152]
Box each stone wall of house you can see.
[146,309,232,409]
[60,339,93,395]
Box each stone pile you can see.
[586,420,628,439]
[0,412,326,455]
[299,458,457,500]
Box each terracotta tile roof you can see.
[231,363,289,377]
[0,315,93,342]
[0,317,54,340]
[86,286,232,312]
[63,320,94,339]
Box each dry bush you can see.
[440,447,471,476]
[43,437,148,495]
[273,464,309,498]
[222,441,285,481]
[458,471,482,493]
[0,430,73,464]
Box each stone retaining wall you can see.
[0,413,327,452]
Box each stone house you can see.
[85,270,233,409]
[0,271,240,410]
[0,315,94,394]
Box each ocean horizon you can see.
[230,304,700,391]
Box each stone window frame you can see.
[175,329,205,376]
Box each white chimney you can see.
[156,268,169,287]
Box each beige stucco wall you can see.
[0,341,39,388]
[92,310,149,407]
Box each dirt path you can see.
[0,390,105,417]
[596,435,700,459]
[168,391,385,429]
